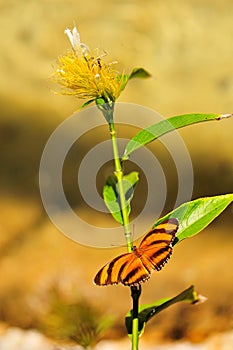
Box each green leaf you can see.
[155,194,233,244]
[103,175,122,224]
[126,285,204,337]
[122,113,232,160]
[117,171,139,204]
[116,68,151,95]
[129,67,151,80]
[117,73,130,92]
[103,172,139,225]
[80,99,95,109]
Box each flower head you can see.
[53,26,126,104]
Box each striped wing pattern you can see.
[94,218,179,286]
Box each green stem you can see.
[109,120,140,349]
[109,121,132,252]
[99,102,139,349]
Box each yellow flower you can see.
[53,26,126,104]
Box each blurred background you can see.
[0,0,232,348]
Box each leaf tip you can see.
[129,67,152,80]
[192,292,208,305]
[216,113,233,120]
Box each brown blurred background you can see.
[0,0,232,347]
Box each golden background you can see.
[0,0,232,346]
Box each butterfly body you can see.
[94,218,179,286]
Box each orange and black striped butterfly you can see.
[94,218,179,286]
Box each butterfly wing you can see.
[119,253,151,286]
[94,252,134,286]
[140,218,178,249]
[139,218,179,271]
[94,218,179,287]
[94,251,151,286]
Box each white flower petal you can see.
[71,26,81,50]
[64,26,82,51]
[65,26,90,55]
[64,28,74,47]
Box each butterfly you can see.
[94,218,179,286]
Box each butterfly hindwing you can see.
[119,254,151,286]
[141,244,173,271]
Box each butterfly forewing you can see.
[139,218,178,250]
[94,252,133,285]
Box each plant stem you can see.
[109,121,133,253]
[101,104,139,349]
[131,286,141,350]
[109,120,140,349]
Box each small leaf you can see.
[129,67,151,80]
[103,172,139,225]
[116,68,151,94]
[125,285,203,337]
[103,175,123,224]
[123,113,232,160]
[80,99,95,109]
[155,194,233,244]
[117,172,139,204]
[117,73,130,92]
